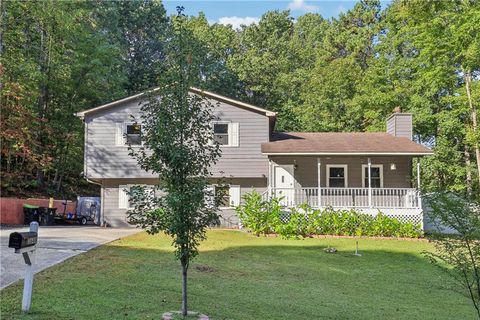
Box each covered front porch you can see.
[264,155,424,225]
[260,130,434,227]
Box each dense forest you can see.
[1,0,479,199]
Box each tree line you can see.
[1,0,479,198]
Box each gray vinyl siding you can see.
[84,98,153,179]
[101,177,267,227]
[386,113,413,140]
[270,156,413,188]
[84,97,269,179]
[210,100,269,177]
[209,177,267,228]
[101,178,159,227]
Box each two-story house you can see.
[76,88,433,228]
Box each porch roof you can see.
[261,132,433,156]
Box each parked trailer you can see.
[56,197,101,225]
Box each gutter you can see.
[85,177,102,186]
[262,152,435,156]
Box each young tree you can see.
[424,192,480,318]
[127,7,222,317]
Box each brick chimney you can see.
[386,109,413,140]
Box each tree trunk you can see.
[464,145,472,196]
[181,259,188,317]
[56,175,62,192]
[36,169,44,186]
[464,70,480,188]
[53,168,59,184]
[6,151,11,172]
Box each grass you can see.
[0,230,476,319]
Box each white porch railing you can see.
[266,187,421,209]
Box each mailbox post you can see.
[8,222,38,313]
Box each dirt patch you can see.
[194,264,215,273]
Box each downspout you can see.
[85,177,103,226]
[84,118,87,179]
[80,115,104,224]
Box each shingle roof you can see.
[261,132,433,155]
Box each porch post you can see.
[268,160,273,197]
[417,158,422,209]
[317,158,321,208]
[368,157,372,208]
[416,159,421,189]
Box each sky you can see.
[162,0,388,29]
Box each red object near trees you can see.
[0,198,76,225]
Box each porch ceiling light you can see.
[390,163,397,170]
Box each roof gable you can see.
[75,87,276,118]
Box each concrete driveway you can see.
[0,226,141,289]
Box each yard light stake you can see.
[354,240,362,257]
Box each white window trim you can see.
[361,164,384,188]
[211,121,239,148]
[117,122,143,147]
[210,184,240,208]
[119,184,153,209]
[326,164,348,188]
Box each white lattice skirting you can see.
[280,207,424,227]
[353,208,423,226]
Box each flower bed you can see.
[236,191,423,239]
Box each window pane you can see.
[214,123,228,134]
[214,134,228,145]
[126,124,141,145]
[127,124,141,135]
[215,186,230,207]
[329,178,345,188]
[365,178,381,188]
[364,167,380,178]
[329,167,344,178]
[128,186,143,207]
[127,134,142,145]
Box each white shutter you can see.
[208,122,214,146]
[229,185,241,207]
[116,123,125,146]
[228,123,239,147]
[118,185,129,209]
[146,185,155,206]
[206,185,215,207]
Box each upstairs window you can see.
[211,122,239,147]
[326,165,348,188]
[126,123,142,145]
[213,123,229,145]
[116,122,142,146]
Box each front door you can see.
[274,165,295,206]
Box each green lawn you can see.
[0,230,475,319]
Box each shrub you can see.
[236,191,423,238]
[235,191,278,236]
[273,205,312,239]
